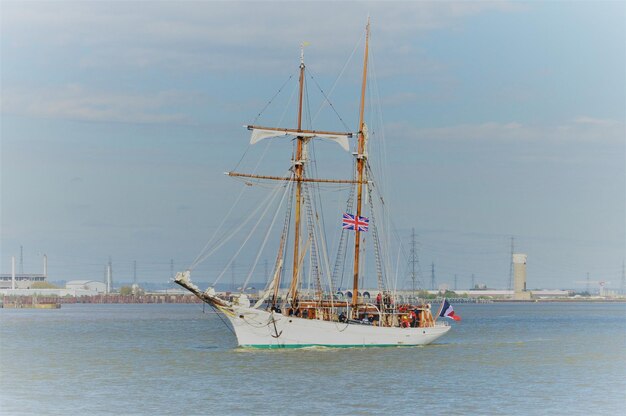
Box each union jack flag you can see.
[342,213,369,232]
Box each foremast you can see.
[352,19,370,315]
[223,28,372,313]
[287,44,307,308]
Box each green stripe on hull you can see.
[240,344,426,349]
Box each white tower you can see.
[513,253,531,300]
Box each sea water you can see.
[1,302,624,415]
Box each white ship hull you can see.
[229,306,451,348]
[175,268,451,349]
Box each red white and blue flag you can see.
[439,299,461,321]
[342,213,369,232]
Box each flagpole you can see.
[434,297,446,323]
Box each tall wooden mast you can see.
[288,44,307,306]
[352,20,370,313]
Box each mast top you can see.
[300,41,310,67]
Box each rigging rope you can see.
[207,303,236,336]
[306,135,335,303]
[242,179,292,291]
[190,182,283,270]
[312,32,363,124]
[301,181,323,300]
[189,184,248,270]
[367,181,386,294]
[252,72,297,125]
[331,169,356,290]
[191,72,301,272]
[307,68,351,132]
[369,45,389,196]
[304,74,312,130]
[233,71,298,173]
[366,164,414,292]
[267,180,294,307]
[211,179,287,286]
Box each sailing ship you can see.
[175,21,452,348]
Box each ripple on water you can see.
[1,302,624,415]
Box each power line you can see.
[408,228,421,292]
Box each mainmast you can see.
[352,20,370,314]
[288,43,307,307]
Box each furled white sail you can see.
[253,259,282,309]
[246,125,352,151]
[362,122,369,159]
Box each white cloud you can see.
[573,116,622,127]
[389,117,625,142]
[1,1,520,75]
[1,85,200,124]
[0,2,521,123]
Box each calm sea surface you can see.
[1,302,625,415]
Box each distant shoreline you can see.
[2,294,625,306]
[492,298,626,303]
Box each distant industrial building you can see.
[65,280,106,294]
[1,280,108,297]
[0,255,103,296]
[0,273,47,289]
[0,255,48,289]
[452,289,571,298]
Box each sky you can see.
[1,1,624,291]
